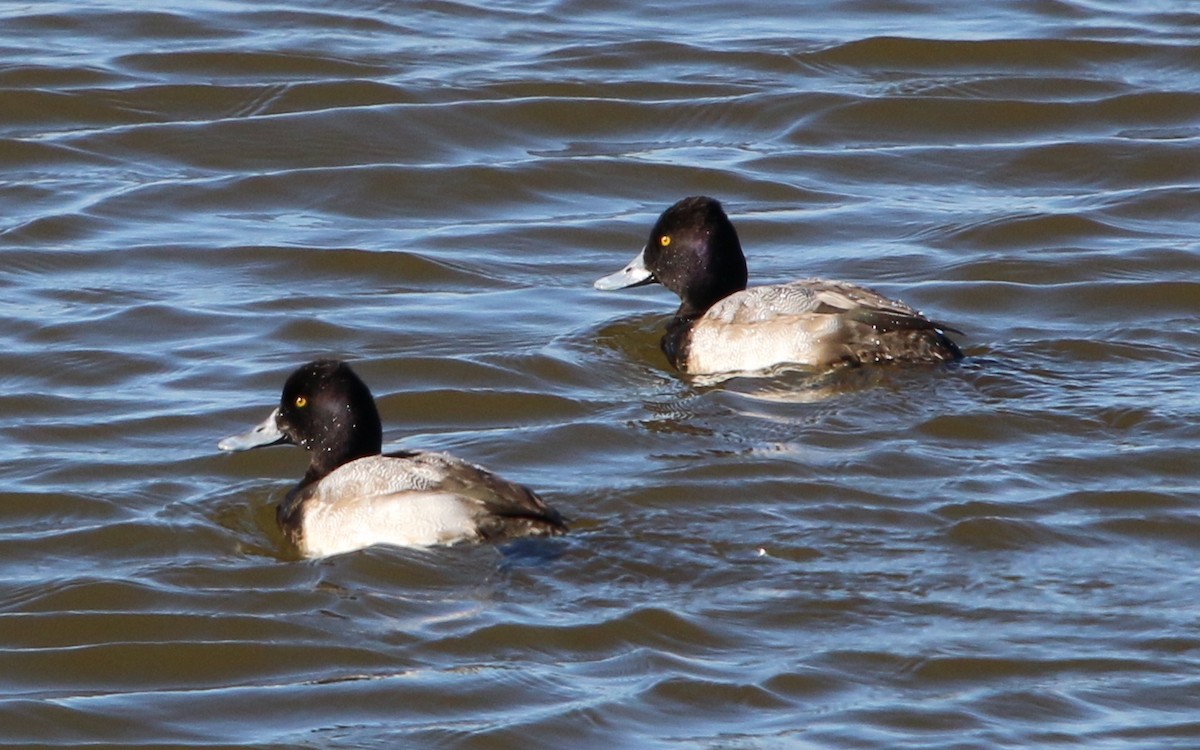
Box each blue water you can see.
[1,0,1199,747]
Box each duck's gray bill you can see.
[218,408,286,452]
[594,247,655,290]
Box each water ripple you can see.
[0,1,1199,748]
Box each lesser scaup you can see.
[218,359,567,558]
[595,196,963,375]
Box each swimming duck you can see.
[218,359,567,558]
[594,196,963,375]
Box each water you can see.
[1,0,1199,747]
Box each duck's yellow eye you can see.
[294,396,308,408]
[660,235,671,247]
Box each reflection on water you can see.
[1,0,1199,747]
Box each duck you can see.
[594,196,963,375]
[218,359,567,558]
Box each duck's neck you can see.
[661,315,696,369]
[674,280,740,319]
[299,413,382,483]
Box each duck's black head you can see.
[277,359,383,481]
[595,196,749,319]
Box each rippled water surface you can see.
[2,0,1199,747]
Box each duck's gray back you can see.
[682,279,960,373]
